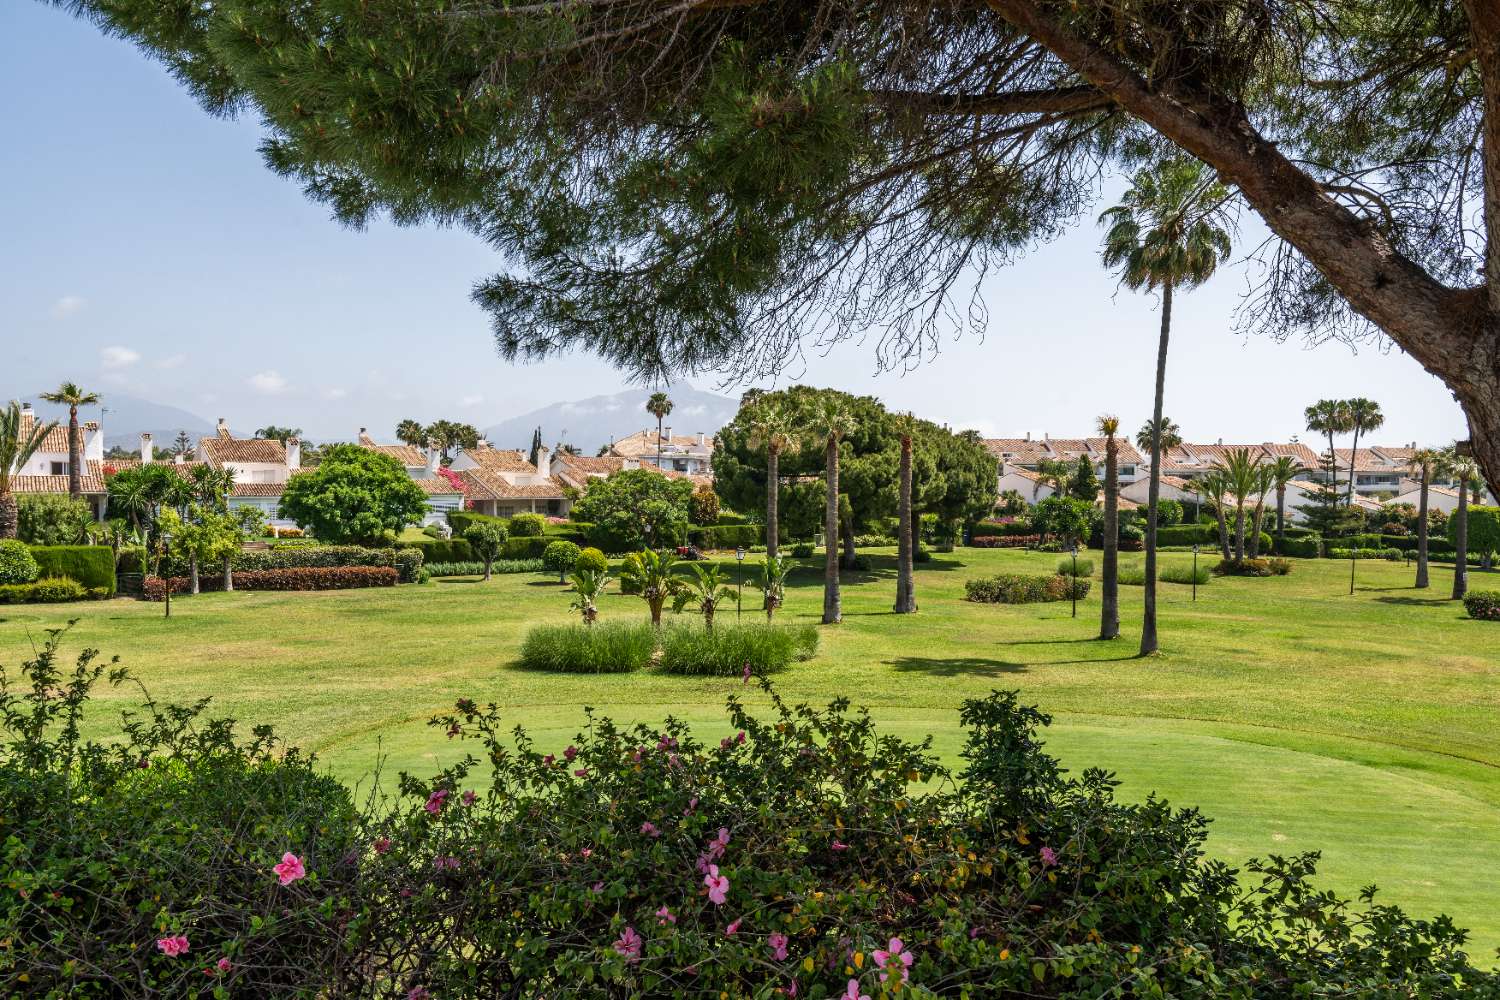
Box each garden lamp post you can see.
[1192,544,1199,602]
[1350,543,1357,596]
[735,546,746,621]
[644,521,653,553]
[1070,543,1079,618]
[161,530,173,619]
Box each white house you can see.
[606,427,715,475]
[984,434,1145,485]
[355,430,465,527]
[1385,483,1489,516]
[450,443,575,518]
[8,402,109,517]
[194,419,300,524]
[996,465,1055,503]
[1120,474,1203,508]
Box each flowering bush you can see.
[144,565,398,598]
[1463,590,1500,621]
[968,534,1039,548]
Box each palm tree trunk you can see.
[822,435,841,625]
[840,512,856,571]
[223,554,234,591]
[766,445,780,559]
[1140,280,1172,656]
[1453,480,1469,600]
[894,435,915,613]
[189,552,200,595]
[1099,439,1119,640]
[1344,425,1362,511]
[0,490,17,540]
[1214,503,1231,560]
[1415,470,1430,589]
[1248,499,1267,558]
[1275,487,1286,549]
[1233,505,1246,561]
[68,404,83,501]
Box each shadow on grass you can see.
[890,655,1028,677]
[433,578,484,585]
[1372,595,1460,608]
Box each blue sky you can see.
[2,2,1470,447]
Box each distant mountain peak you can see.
[482,385,740,453]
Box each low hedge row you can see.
[0,577,105,604]
[969,534,1039,548]
[1272,535,1322,558]
[1213,558,1293,577]
[686,523,762,550]
[425,559,545,577]
[971,520,1033,538]
[28,545,116,593]
[1327,547,1404,561]
[518,622,658,673]
[965,573,1091,604]
[144,566,399,598]
[1117,563,1212,586]
[1464,591,1500,621]
[397,537,474,564]
[167,544,422,583]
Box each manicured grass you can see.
[4,548,1500,957]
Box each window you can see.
[50,461,67,475]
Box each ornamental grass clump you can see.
[656,622,818,676]
[518,621,656,673]
[1054,556,1094,578]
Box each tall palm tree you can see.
[39,383,101,500]
[1134,417,1182,458]
[1215,449,1264,560]
[1447,449,1482,601]
[1097,415,1121,640]
[0,402,58,539]
[646,391,674,469]
[808,396,857,625]
[1304,399,1353,520]
[745,399,795,559]
[1199,470,1233,559]
[1407,447,1445,589]
[1101,158,1232,656]
[893,412,918,614]
[1266,456,1300,550]
[1342,398,1385,511]
[1247,462,1275,558]
[395,419,428,448]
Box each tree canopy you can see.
[278,445,429,544]
[571,468,695,553]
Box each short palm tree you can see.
[396,419,428,448]
[621,547,684,626]
[1247,462,1275,557]
[0,402,58,539]
[893,412,918,615]
[1446,449,1482,600]
[745,399,796,559]
[39,383,100,500]
[646,391,674,469]
[806,397,857,624]
[1134,417,1182,458]
[1101,158,1232,655]
[569,568,608,624]
[1199,470,1233,559]
[1097,414,1121,640]
[1342,398,1385,510]
[1407,447,1445,589]
[684,562,736,630]
[753,554,791,622]
[1266,456,1300,549]
[1214,449,1264,561]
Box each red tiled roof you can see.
[412,477,463,496]
[462,447,536,473]
[459,469,568,501]
[10,459,106,494]
[607,429,713,458]
[35,420,99,453]
[199,434,286,466]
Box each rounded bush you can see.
[789,542,814,558]
[575,546,608,574]
[544,540,581,577]
[508,513,546,537]
[1055,556,1094,578]
[0,540,40,585]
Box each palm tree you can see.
[1266,456,1300,550]
[621,548,684,626]
[1304,399,1353,520]
[396,419,428,448]
[1342,398,1385,510]
[745,399,795,559]
[1100,158,1232,656]
[1447,449,1482,601]
[1034,458,1073,497]
[684,563,736,630]
[254,425,302,443]
[893,412,918,615]
[1215,449,1264,561]
[1247,462,1275,558]
[808,396,857,624]
[39,383,101,500]
[753,554,791,622]
[1134,417,1182,458]
[1199,470,1233,560]
[569,568,608,624]
[646,391,674,469]
[0,402,57,539]
[1407,447,1445,589]
[1097,414,1121,640]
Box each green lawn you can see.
[4,547,1499,958]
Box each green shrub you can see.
[116,544,148,575]
[543,540,582,580]
[575,546,609,574]
[1267,557,1293,575]
[789,542,814,558]
[914,545,932,563]
[425,559,545,577]
[656,623,819,676]
[1213,558,1280,577]
[1273,534,1322,558]
[396,537,475,564]
[1055,556,1094,578]
[966,573,1090,604]
[1463,590,1500,621]
[29,544,117,593]
[146,566,399,597]
[715,510,748,526]
[445,511,507,536]
[517,621,656,672]
[687,523,761,550]
[508,512,547,537]
[1117,567,1147,586]
[502,535,552,560]
[16,494,94,545]
[0,577,91,603]
[0,540,40,585]
[1153,523,1213,547]
[1160,563,1212,585]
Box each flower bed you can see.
[968,534,1040,548]
[1464,591,1500,621]
[144,566,398,598]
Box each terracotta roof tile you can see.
[360,441,429,467]
[462,447,536,473]
[412,477,464,496]
[10,459,106,494]
[199,434,286,466]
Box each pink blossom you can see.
[273,852,306,885]
[721,737,734,750]
[215,957,232,974]
[725,918,742,936]
[640,821,660,838]
[631,749,644,763]
[433,855,460,871]
[656,735,677,751]
[574,768,590,778]
[704,864,730,905]
[156,935,190,957]
[683,796,698,816]
[373,837,392,855]
[785,979,799,997]
[656,905,676,925]
[591,881,605,894]
[407,987,431,1000]
[768,932,789,961]
[564,745,578,761]
[613,925,643,964]
[580,848,593,859]
[424,789,449,815]
[735,731,746,744]
[667,753,681,768]
[831,840,850,852]
[542,754,555,766]
[872,937,913,984]
[843,979,870,1000]
[1040,845,1058,867]
[462,790,477,807]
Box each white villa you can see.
[353,430,466,526]
[9,402,109,517]
[606,427,715,475]
[985,434,1146,486]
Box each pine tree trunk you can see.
[1415,471,1430,589]
[0,490,17,540]
[189,552,200,595]
[894,435,915,613]
[1140,280,1172,656]
[223,555,234,591]
[1099,436,1119,640]
[68,405,83,501]
[822,435,841,625]
[766,445,779,559]
[1453,480,1470,600]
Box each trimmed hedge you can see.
[1213,558,1293,577]
[0,577,99,604]
[116,544,148,575]
[969,534,1039,548]
[444,511,507,536]
[508,512,547,537]
[145,565,399,598]
[971,520,1033,538]
[966,573,1091,604]
[1463,591,1500,621]
[657,623,819,676]
[1153,524,1214,547]
[1273,534,1323,558]
[425,559,545,577]
[1055,557,1093,578]
[502,535,553,560]
[517,622,657,673]
[687,523,761,550]
[396,537,474,565]
[29,545,116,594]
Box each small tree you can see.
[465,522,509,581]
[689,485,720,527]
[753,554,791,622]
[1,402,56,540]
[278,445,429,545]
[1067,455,1099,502]
[1032,496,1092,549]
[543,540,581,583]
[683,562,736,631]
[619,548,685,626]
[569,568,608,624]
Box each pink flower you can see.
[768,932,789,960]
[564,745,578,761]
[735,731,746,744]
[273,852,306,885]
[656,735,677,751]
[721,737,734,750]
[574,768,590,778]
[408,987,431,1000]
[785,979,799,997]
[215,957,232,974]
[542,754,555,766]
[872,937,913,984]
[640,821,660,838]
[704,864,730,905]
[462,790,477,807]
[683,796,698,816]
[725,918,742,936]
[580,848,593,859]
[591,881,605,894]
[613,925,643,963]
[656,905,676,925]
[424,789,449,815]
[843,979,870,1000]
[1040,845,1058,867]
[831,840,849,852]
[373,837,392,855]
[433,855,460,871]
[156,934,190,957]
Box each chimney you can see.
[20,402,32,413]
[1217,437,1223,446]
[285,436,301,470]
[140,433,153,465]
[216,417,230,440]
[425,446,441,476]
[664,426,672,442]
[696,431,706,447]
[1024,431,1030,442]
[536,444,552,478]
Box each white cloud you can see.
[153,353,187,369]
[100,345,141,369]
[51,295,85,319]
[459,394,484,407]
[247,370,289,394]
[323,387,348,401]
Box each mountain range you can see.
[16,390,215,450]
[481,384,741,454]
